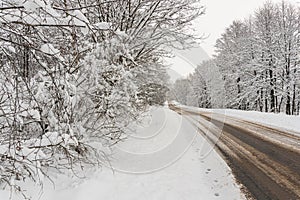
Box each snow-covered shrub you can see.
[0,0,204,196]
[0,34,141,197]
[137,83,169,106]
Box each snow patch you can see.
[94,22,112,30]
[0,107,244,200]
[40,43,59,55]
[23,0,46,12]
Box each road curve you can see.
[169,104,300,200]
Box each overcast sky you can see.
[195,0,298,57]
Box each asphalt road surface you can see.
[169,104,300,200]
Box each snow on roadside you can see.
[215,109,300,135]
[0,106,244,200]
[173,102,300,136]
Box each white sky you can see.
[195,0,298,57]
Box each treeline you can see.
[172,1,300,115]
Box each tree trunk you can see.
[286,92,291,115]
[237,77,241,109]
[269,69,275,112]
[264,88,268,113]
[292,84,296,115]
[259,89,263,112]
[265,71,268,112]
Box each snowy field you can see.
[0,106,244,200]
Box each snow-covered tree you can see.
[0,0,205,196]
[214,1,300,115]
[171,59,225,109]
[215,20,255,109]
[170,79,192,105]
[174,1,300,115]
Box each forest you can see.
[172,1,300,115]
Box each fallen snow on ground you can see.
[216,109,300,135]
[0,106,244,200]
[174,102,300,135]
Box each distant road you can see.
[169,104,300,200]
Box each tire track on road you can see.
[169,104,300,200]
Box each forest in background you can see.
[172,1,300,116]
